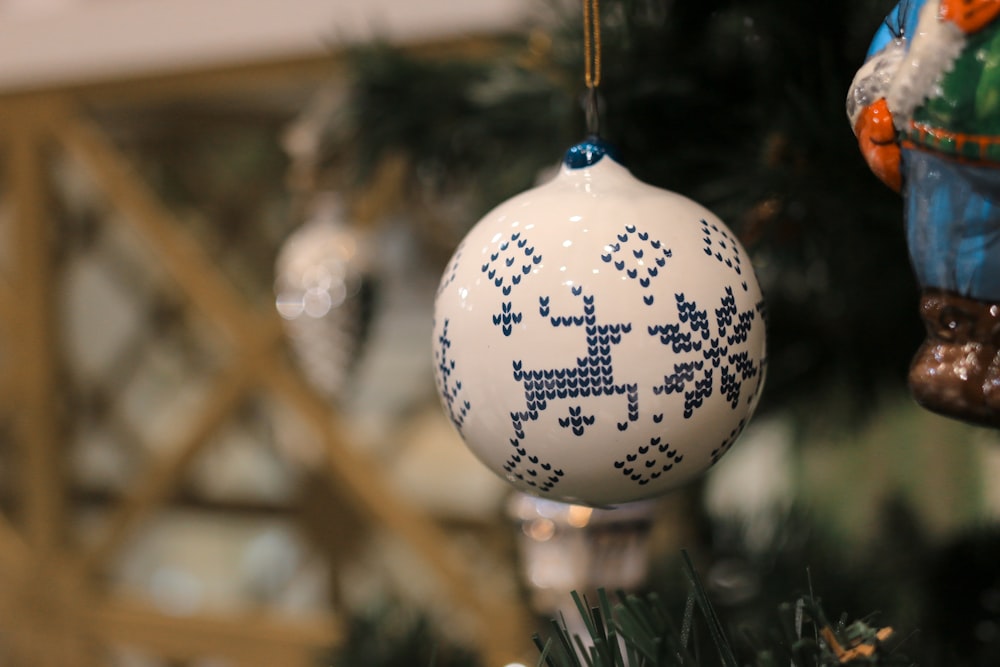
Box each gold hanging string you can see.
[583,0,602,88]
[582,0,602,135]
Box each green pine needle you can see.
[531,552,910,667]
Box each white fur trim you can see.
[846,41,906,128]
[886,0,966,129]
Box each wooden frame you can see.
[0,47,530,667]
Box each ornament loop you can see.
[580,0,604,139]
[583,0,601,89]
[585,86,600,137]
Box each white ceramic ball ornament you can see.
[432,139,767,507]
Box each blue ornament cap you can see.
[563,136,622,169]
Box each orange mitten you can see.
[854,98,902,192]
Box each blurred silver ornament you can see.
[507,491,657,616]
[275,192,373,403]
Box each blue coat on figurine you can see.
[848,0,1000,426]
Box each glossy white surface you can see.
[433,156,767,506]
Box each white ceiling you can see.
[0,0,528,92]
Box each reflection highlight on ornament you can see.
[566,504,593,527]
[276,250,354,321]
[524,516,555,542]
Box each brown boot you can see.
[979,305,1000,417]
[908,289,1000,428]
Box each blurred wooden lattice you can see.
[0,90,529,666]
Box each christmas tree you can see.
[320,0,1000,664]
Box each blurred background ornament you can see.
[275,192,374,403]
[848,0,1000,427]
[507,492,656,632]
[432,138,767,506]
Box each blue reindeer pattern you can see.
[482,231,542,336]
[440,218,764,496]
[614,434,684,486]
[701,219,748,292]
[601,224,673,306]
[711,419,747,466]
[503,286,639,492]
[434,319,470,434]
[651,287,762,420]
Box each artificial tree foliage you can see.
[330,503,1000,666]
[320,1,1000,665]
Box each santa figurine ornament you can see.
[848,0,1000,426]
